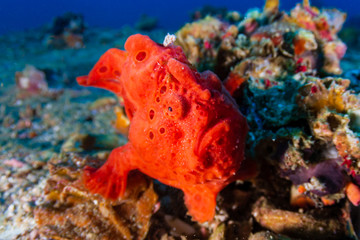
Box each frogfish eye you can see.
[162,93,188,119]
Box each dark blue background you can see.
[0,0,358,34]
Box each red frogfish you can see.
[77,34,248,222]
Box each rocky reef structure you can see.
[15,65,63,99]
[33,153,157,240]
[15,65,48,98]
[45,12,86,49]
[174,0,360,239]
[176,0,347,83]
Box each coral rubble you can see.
[33,153,157,240]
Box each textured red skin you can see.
[77,34,248,222]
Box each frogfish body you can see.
[77,34,248,222]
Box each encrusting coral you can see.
[176,0,360,209]
[173,0,360,237]
[176,0,348,95]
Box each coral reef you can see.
[173,0,360,238]
[176,0,347,85]
[1,0,360,239]
[176,16,237,74]
[176,0,358,199]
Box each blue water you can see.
[0,0,359,34]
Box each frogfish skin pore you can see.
[77,34,248,223]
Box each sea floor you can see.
[0,26,169,239]
[0,24,360,239]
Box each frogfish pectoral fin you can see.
[83,144,136,200]
[76,48,128,94]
